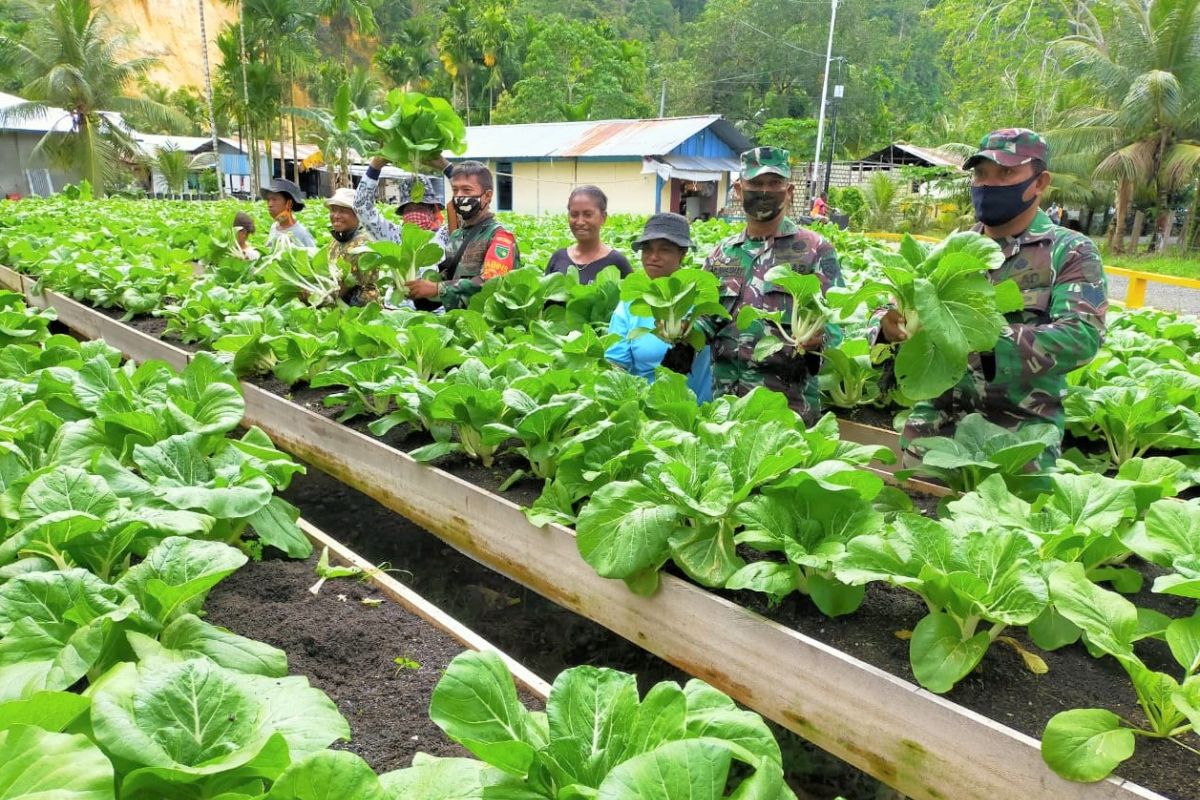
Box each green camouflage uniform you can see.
[700,147,844,425]
[898,130,1108,465]
[326,227,376,306]
[437,213,521,310]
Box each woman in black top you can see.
[544,185,632,284]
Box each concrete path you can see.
[1108,273,1200,316]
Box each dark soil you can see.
[841,404,899,431]
[286,462,1200,799]
[283,466,888,800]
[204,552,471,773]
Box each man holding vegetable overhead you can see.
[876,129,1107,463]
[687,146,843,425]
[356,157,519,311]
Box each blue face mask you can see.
[971,174,1040,227]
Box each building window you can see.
[497,161,513,211]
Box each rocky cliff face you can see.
[105,0,237,91]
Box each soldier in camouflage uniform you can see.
[694,147,844,425]
[324,188,375,305]
[877,129,1107,466]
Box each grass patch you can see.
[1099,250,1200,280]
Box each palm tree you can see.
[1049,0,1200,253]
[863,172,901,232]
[152,144,191,195]
[475,4,514,119]
[317,0,377,60]
[243,0,319,184]
[217,0,255,192]
[438,0,477,124]
[375,20,438,91]
[290,83,369,189]
[215,34,280,195]
[1,0,185,192]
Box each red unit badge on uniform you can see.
[481,231,517,280]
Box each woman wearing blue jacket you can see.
[604,213,714,402]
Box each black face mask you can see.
[742,190,787,222]
[971,175,1040,227]
[330,227,358,243]
[452,195,484,220]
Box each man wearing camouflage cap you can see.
[878,128,1107,464]
[677,146,843,424]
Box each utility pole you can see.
[823,83,844,195]
[810,0,838,193]
[659,80,667,118]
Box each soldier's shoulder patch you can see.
[482,229,517,280]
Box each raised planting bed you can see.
[206,519,548,772]
[11,274,1179,800]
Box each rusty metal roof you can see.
[460,116,751,160]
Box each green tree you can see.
[317,0,377,59]
[438,0,478,123]
[215,23,281,194]
[375,17,438,90]
[1049,0,1200,253]
[492,16,653,123]
[243,0,320,184]
[290,82,369,188]
[930,0,1072,141]
[0,0,184,192]
[756,117,817,159]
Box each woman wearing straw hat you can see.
[261,177,316,250]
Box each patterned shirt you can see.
[352,170,450,252]
[700,218,843,423]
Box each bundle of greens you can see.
[736,268,831,361]
[355,226,444,300]
[355,90,467,200]
[830,232,1022,401]
[619,268,729,349]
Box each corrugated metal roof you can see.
[135,133,214,155]
[854,142,963,169]
[460,116,751,160]
[0,91,75,134]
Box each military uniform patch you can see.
[481,230,518,280]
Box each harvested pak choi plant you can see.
[619,267,730,349]
[830,231,1023,401]
[355,90,466,202]
[736,268,831,361]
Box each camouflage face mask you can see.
[742,190,787,222]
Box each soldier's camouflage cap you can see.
[963,128,1050,170]
[741,146,791,180]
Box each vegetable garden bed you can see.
[205,519,548,772]
[4,267,1178,800]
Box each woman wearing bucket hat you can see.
[324,188,378,305]
[262,178,316,250]
[605,213,713,402]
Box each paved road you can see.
[1107,273,1200,315]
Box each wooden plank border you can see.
[298,518,551,700]
[20,280,1167,800]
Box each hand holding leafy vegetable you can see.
[736,267,830,361]
[831,232,1022,401]
[619,268,729,350]
[355,226,444,300]
[354,90,466,195]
